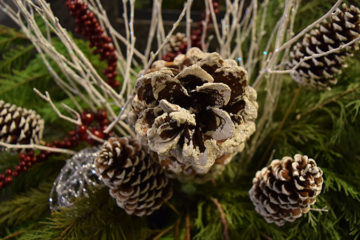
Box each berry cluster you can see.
[0,109,110,190]
[162,0,219,62]
[65,0,119,89]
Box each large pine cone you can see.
[0,100,44,145]
[130,48,258,179]
[96,137,173,216]
[249,154,323,226]
[288,4,360,88]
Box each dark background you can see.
[0,0,217,52]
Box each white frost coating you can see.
[176,64,214,83]
[195,82,231,107]
[206,107,234,140]
[132,48,258,181]
[151,72,189,100]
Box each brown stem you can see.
[184,211,191,240]
[175,217,181,240]
[0,231,24,240]
[210,197,230,240]
[153,225,174,240]
[165,201,181,216]
[260,232,273,240]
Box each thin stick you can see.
[0,231,25,240]
[268,35,360,74]
[210,197,230,240]
[0,142,76,155]
[153,225,174,240]
[33,88,81,125]
[276,0,343,53]
[165,201,181,216]
[185,211,191,240]
[186,0,193,51]
[310,207,328,212]
[144,1,192,72]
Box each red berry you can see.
[95,109,107,121]
[69,130,76,136]
[39,153,47,161]
[5,176,12,184]
[101,119,109,126]
[27,161,32,167]
[0,181,3,189]
[53,140,59,146]
[77,125,87,134]
[15,166,21,172]
[91,129,105,139]
[19,153,26,160]
[22,166,28,172]
[82,112,95,125]
[20,161,26,167]
[80,133,89,141]
[31,156,37,163]
[5,169,12,176]
[59,141,66,148]
[12,171,19,177]
[0,174,5,181]
[111,81,120,89]
[25,156,32,162]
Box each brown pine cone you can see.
[130,48,258,180]
[249,154,323,226]
[288,4,360,88]
[96,137,173,216]
[0,100,44,145]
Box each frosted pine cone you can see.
[130,47,258,179]
[288,4,360,88]
[0,100,44,145]
[96,137,173,216]
[249,154,323,226]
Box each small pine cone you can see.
[288,4,360,88]
[0,100,44,145]
[249,154,323,226]
[166,32,187,53]
[96,137,173,216]
[131,48,258,180]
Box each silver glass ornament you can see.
[49,147,103,211]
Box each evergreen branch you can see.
[0,182,51,227]
[0,73,47,96]
[210,197,230,240]
[298,85,360,119]
[0,231,24,240]
[0,45,34,73]
[153,225,174,240]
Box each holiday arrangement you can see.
[0,0,359,239]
